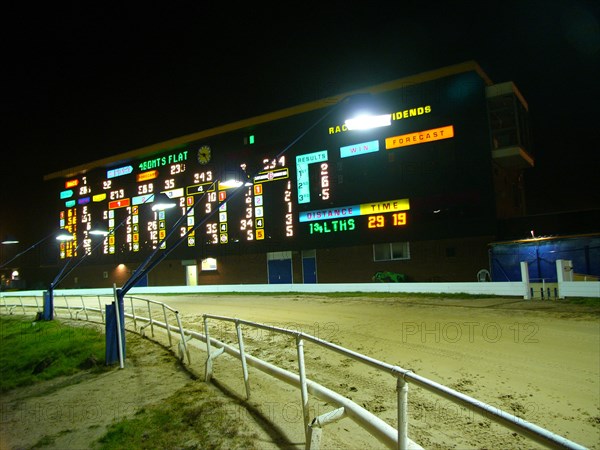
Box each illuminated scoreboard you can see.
[52,70,497,261]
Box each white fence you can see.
[559,281,600,298]
[2,278,599,300]
[0,293,589,450]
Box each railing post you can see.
[204,316,213,381]
[308,407,347,450]
[175,311,191,364]
[162,304,172,346]
[147,302,154,337]
[98,296,104,323]
[296,335,310,447]
[235,320,251,399]
[64,295,72,318]
[80,296,89,321]
[397,376,409,450]
[130,297,137,330]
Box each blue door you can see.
[302,256,317,283]
[268,258,292,284]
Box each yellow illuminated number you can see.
[393,213,407,226]
[368,215,385,228]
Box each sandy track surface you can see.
[161,294,599,449]
[2,294,599,449]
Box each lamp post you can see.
[42,195,177,319]
[42,226,113,320]
[1,236,20,291]
[0,230,74,287]
[0,230,72,270]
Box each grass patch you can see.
[97,382,260,450]
[559,297,600,307]
[0,315,109,393]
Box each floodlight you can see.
[1,235,19,245]
[151,192,177,211]
[345,113,392,130]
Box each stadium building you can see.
[15,61,550,288]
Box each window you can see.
[201,257,217,271]
[373,242,410,261]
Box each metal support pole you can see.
[80,296,89,321]
[147,302,154,336]
[235,321,251,399]
[175,311,191,364]
[114,285,125,369]
[98,296,104,323]
[43,286,54,320]
[308,407,347,450]
[163,304,172,346]
[65,295,72,318]
[296,336,310,447]
[130,297,137,330]
[397,376,409,450]
[204,316,213,381]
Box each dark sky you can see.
[2,1,599,241]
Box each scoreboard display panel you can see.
[52,71,496,262]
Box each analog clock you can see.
[197,145,212,165]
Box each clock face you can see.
[197,145,211,165]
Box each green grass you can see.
[1,314,265,450]
[96,382,260,450]
[0,315,109,392]
[560,296,600,307]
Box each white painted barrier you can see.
[2,278,597,300]
[559,281,600,298]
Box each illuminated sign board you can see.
[50,71,495,261]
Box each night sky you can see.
[2,1,599,242]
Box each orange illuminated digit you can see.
[393,213,407,226]
[368,215,385,228]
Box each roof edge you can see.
[44,60,490,181]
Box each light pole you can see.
[42,225,115,320]
[0,230,72,270]
[1,235,19,291]
[1,229,74,290]
[41,189,183,319]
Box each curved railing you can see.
[0,294,588,450]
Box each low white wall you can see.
[130,282,527,296]
[559,281,600,298]
[1,280,597,298]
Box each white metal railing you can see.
[0,294,190,364]
[199,314,588,450]
[0,295,589,450]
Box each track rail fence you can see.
[0,294,588,450]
